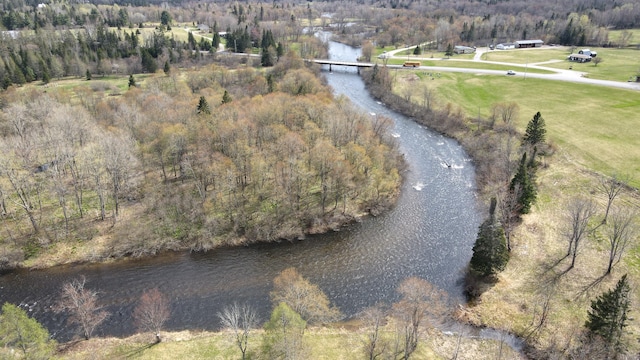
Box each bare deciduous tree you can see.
[604,208,637,275]
[360,305,388,360]
[598,174,627,224]
[392,277,448,360]
[497,185,522,252]
[218,302,259,360]
[55,277,109,340]
[133,288,171,343]
[563,197,596,270]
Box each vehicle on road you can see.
[403,61,421,67]
[506,70,516,75]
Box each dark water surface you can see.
[0,40,482,342]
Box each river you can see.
[0,40,483,343]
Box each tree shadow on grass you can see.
[574,274,608,301]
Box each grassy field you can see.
[395,70,640,188]
[608,29,639,45]
[483,46,640,81]
[59,327,523,359]
[392,45,640,355]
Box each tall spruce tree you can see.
[197,96,211,115]
[510,153,536,214]
[445,43,454,57]
[523,111,546,147]
[222,90,232,104]
[469,198,509,277]
[585,274,631,355]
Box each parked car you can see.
[506,70,516,75]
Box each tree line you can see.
[0,53,402,268]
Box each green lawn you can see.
[482,48,571,64]
[397,72,640,187]
[382,58,553,74]
[608,29,639,45]
[483,47,640,81]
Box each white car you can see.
[506,70,516,75]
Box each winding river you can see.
[0,40,484,343]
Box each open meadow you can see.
[395,70,640,188]
[392,47,640,354]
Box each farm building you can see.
[454,46,476,54]
[516,40,544,48]
[567,53,592,62]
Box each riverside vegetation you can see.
[0,56,403,269]
[363,51,640,357]
[2,0,640,358]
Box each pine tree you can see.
[197,96,211,115]
[469,198,509,277]
[585,274,631,355]
[163,61,170,75]
[413,45,422,55]
[128,74,136,88]
[86,69,92,80]
[523,111,546,147]
[222,90,232,104]
[445,43,454,57]
[510,153,536,214]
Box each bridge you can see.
[306,59,375,73]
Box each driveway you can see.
[386,45,640,91]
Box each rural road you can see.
[384,45,640,91]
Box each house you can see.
[516,39,544,48]
[567,53,592,63]
[578,49,597,57]
[197,24,210,33]
[496,43,516,50]
[454,45,476,54]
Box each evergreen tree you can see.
[261,46,275,67]
[222,90,232,104]
[197,96,211,115]
[510,153,536,214]
[163,61,170,75]
[523,111,546,147]
[585,274,631,355]
[86,69,92,80]
[469,198,509,277]
[267,73,275,93]
[445,43,454,57]
[0,303,57,358]
[413,45,422,55]
[212,32,221,50]
[128,74,136,88]
[276,43,284,59]
[160,11,172,27]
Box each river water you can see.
[0,41,483,342]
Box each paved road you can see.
[385,45,640,91]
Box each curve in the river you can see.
[0,40,482,343]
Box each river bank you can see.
[361,63,640,357]
[57,325,525,359]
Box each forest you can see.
[0,51,403,268]
[0,0,639,89]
